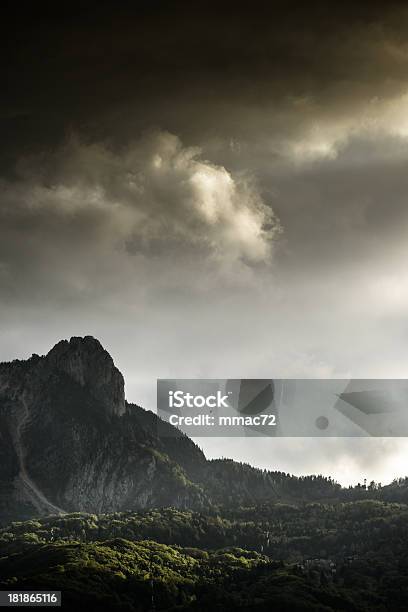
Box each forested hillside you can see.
[1,500,408,610]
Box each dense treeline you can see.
[2,501,408,560]
[0,536,399,611]
[1,500,408,610]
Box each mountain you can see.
[0,337,211,523]
[0,336,371,525]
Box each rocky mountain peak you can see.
[46,336,126,417]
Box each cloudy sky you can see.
[2,1,408,485]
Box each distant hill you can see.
[0,336,407,525]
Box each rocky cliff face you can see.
[46,336,126,417]
[0,337,208,524]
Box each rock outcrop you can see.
[46,336,126,417]
[0,337,207,523]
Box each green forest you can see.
[1,496,408,611]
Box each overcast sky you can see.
[2,1,408,485]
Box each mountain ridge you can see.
[0,335,395,525]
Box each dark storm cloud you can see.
[2,0,408,162]
[0,130,280,306]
